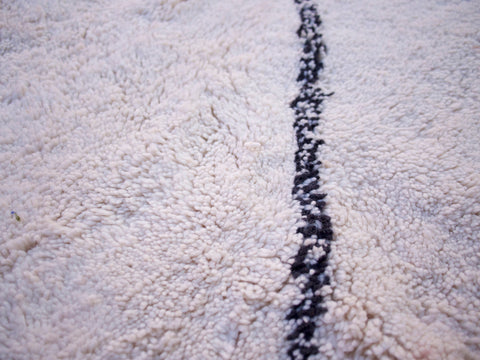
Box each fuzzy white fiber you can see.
[1,0,480,359]
[0,0,304,359]
[318,0,480,359]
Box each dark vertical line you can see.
[286,1,333,359]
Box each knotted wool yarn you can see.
[1,0,479,359]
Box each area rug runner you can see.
[1,0,479,359]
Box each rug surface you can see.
[317,1,480,359]
[1,0,479,359]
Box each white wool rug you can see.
[1,0,479,359]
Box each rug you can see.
[1,0,479,359]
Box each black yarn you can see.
[287,1,333,359]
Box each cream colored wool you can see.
[317,0,480,359]
[0,1,304,359]
[2,0,480,359]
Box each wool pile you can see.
[317,1,480,358]
[1,0,479,359]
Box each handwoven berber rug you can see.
[1,0,479,359]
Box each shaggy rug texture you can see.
[0,0,479,359]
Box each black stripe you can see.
[287,1,333,359]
